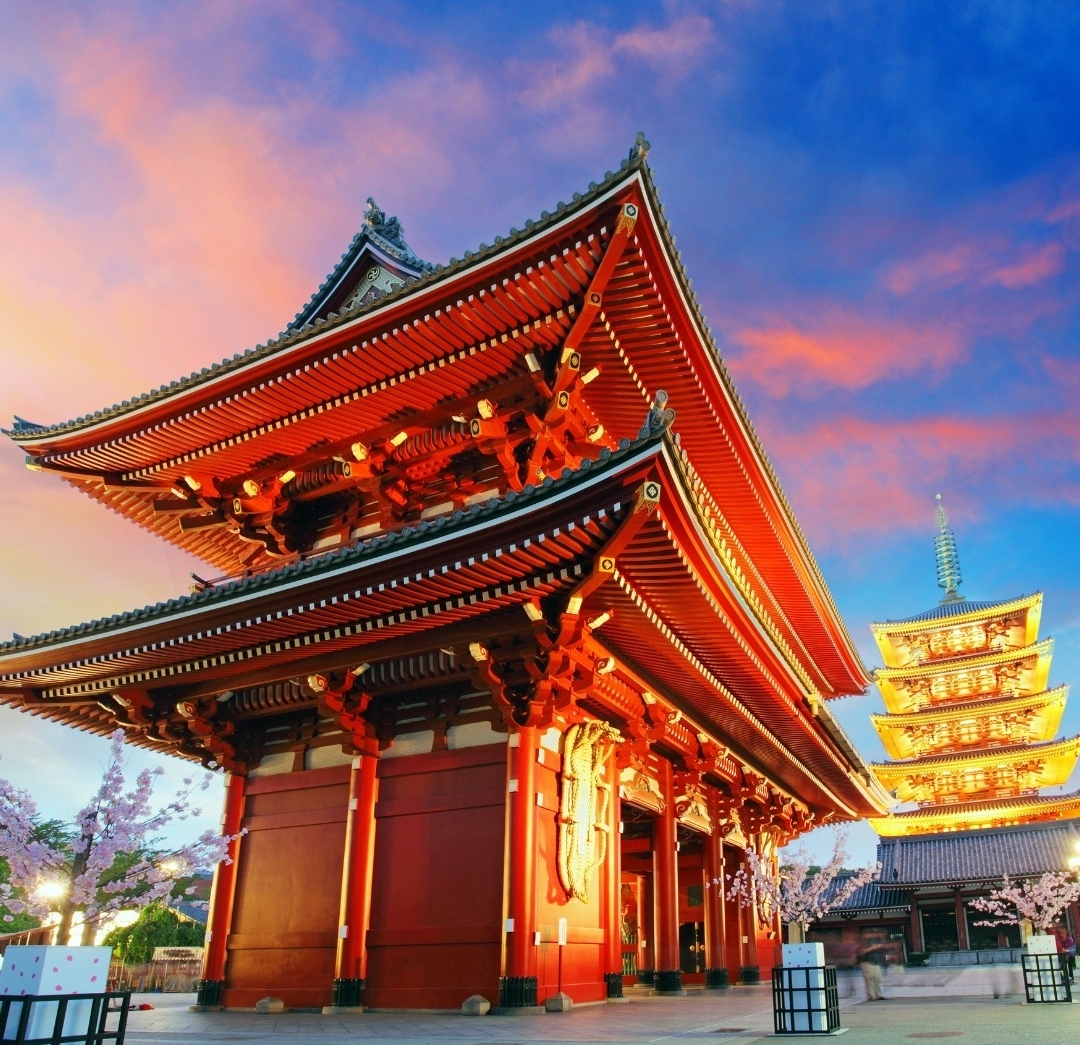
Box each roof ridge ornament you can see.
[629,131,651,166]
[934,493,964,604]
[640,389,675,439]
[364,196,407,249]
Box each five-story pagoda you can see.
[869,496,1080,836]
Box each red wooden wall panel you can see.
[364,745,506,1009]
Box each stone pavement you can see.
[116,982,1080,1045]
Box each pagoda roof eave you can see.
[870,686,1069,729]
[870,734,1080,775]
[3,142,869,699]
[871,791,1080,837]
[872,593,1041,633]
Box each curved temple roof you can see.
[4,137,869,700]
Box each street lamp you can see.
[34,879,67,903]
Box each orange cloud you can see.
[726,310,966,396]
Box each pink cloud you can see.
[726,309,966,396]
[985,241,1066,289]
[613,14,717,70]
[516,11,718,117]
[757,409,1080,549]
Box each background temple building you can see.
[809,499,1080,962]
[0,139,888,1011]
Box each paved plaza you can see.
[118,981,1080,1045]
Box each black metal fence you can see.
[772,966,840,1035]
[0,991,130,1045]
[1021,954,1072,1004]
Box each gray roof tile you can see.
[877,819,1080,885]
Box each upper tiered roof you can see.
[4,137,868,700]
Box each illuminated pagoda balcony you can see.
[875,639,1053,715]
[871,685,1069,760]
[871,734,1080,805]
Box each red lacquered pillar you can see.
[654,759,683,994]
[604,745,624,998]
[196,773,245,1008]
[501,725,539,1007]
[955,892,970,950]
[331,749,379,1008]
[703,792,730,988]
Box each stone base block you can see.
[254,996,285,1014]
[545,991,574,1012]
[461,994,491,1016]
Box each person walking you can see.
[1062,932,1076,984]
[857,942,888,1001]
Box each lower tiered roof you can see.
[871,790,1080,837]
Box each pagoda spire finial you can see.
[934,493,963,603]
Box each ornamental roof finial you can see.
[934,493,964,604]
[629,131,651,165]
[364,197,406,247]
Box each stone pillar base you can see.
[705,967,731,989]
[330,977,363,1008]
[655,968,685,995]
[194,979,224,1008]
[497,975,539,1009]
[605,972,624,998]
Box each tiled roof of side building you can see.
[877,819,1080,885]
[825,874,909,913]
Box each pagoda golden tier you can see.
[869,497,1077,837]
[0,139,888,1010]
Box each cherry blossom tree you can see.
[969,872,1080,935]
[722,828,879,935]
[0,730,239,944]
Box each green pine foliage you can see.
[102,902,205,965]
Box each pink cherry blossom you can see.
[720,827,879,933]
[969,872,1080,933]
[0,729,241,941]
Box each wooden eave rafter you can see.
[8,157,867,700]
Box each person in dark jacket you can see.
[857,942,888,1001]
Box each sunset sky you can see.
[1,1,1079,864]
